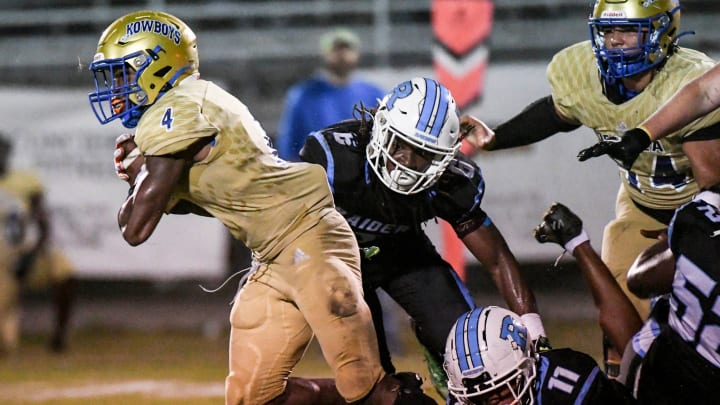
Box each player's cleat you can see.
[533,203,584,247]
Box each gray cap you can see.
[320,28,360,54]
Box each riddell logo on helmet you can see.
[121,20,182,45]
[601,11,627,18]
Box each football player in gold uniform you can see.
[0,136,75,353]
[579,49,720,190]
[89,10,435,405]
[0,186,26,356]
[460,0,720,376]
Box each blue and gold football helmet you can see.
[88,10,199,128]
[589,0,681,79]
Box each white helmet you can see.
[444,306,537,405]
[367,77,460,195]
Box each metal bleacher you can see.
[1,0,718,125]
[3,0,718,84]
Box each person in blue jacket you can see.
[276,28,385,161]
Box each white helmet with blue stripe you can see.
[444,306,537,405]
[367,77,460,195]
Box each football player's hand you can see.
[114,133,144,184]
[459,115,496,151]
[534,202,589,253]
[577,127,652,170]
[533,203,583,247]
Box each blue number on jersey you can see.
[668,200,720,367]
[161,107,174,131]
[649,155,688,190]
[332,132,357,147]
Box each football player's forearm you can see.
[573,242,642,354]
[117,167,167,246]
[493,258,539,315]
[117,196,133,234]
[119,194,165,246]
[492,95,580,150]
[480,246,539,316]
[642,66,720,140]
[463,224,539,314]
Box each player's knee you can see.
[328,283,359,317]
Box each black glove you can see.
[577,127,651,170]
[534,335,553,353]
[533,203,584,247]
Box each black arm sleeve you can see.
[684,119,720,142]
[491,95,581,150]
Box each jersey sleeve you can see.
[135,90,218,157]
[433,154,489,237]
[299,131,329,168]
[546,42,593,124]
[300,124,365,190]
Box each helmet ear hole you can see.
[153,66,172,78]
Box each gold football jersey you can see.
[134,78,335,261]
[0,187,26,271]
[0,171,43,210]
[548,41,720,210]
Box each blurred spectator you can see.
[0,186,25,356]
[0,135,75,353]
[276,27,385,161]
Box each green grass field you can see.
[0,317,603,404]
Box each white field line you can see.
[0,380,225,401]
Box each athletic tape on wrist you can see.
[122,147,140,169]
[564,229,589,253]
[520,313,546,342]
